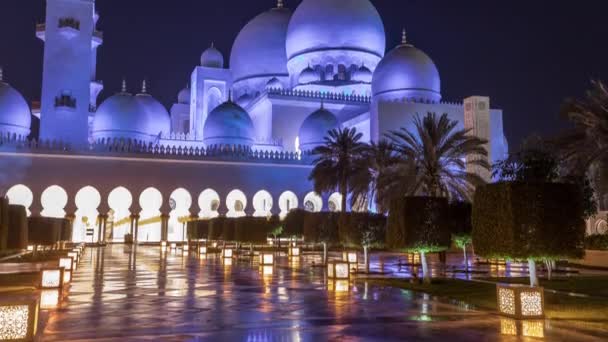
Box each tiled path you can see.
[40,245,607,341]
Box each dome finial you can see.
[0,66,3,82]
[121,78,127,93]
[277,0,284,8]
[228,90,233,102]
[141,79,147,94]
[401,28,407,45]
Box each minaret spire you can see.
[121,78,127,93]
[141,79,147,94]
[401,28,407,45]
[277,0,284,8]
[0,66,3,82]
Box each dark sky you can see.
[1,0,607,149]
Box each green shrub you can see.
[187,220,209,240]
[234,216,280,243]
[220,218,235,241]
[28,217,65,246]
[0,197,8,250]
[7,205,28,249]
[584,235,608,250]
[283,209,307,237]
[302,212,340,245]
[386,197,450,253]
[472,182,586,260]
[338,212,387,248]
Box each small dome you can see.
[203,101,255,147]
[352,65,373,83]
[298,106,338,151]
[93,87,170,143]
[0,77,31,137]
[178,87,190,104]
[266,77,283,90]
[201,44,224,68]
[298,66,320,85]
[372,39,441,103]
[230,5,292,94]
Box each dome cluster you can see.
[0,68,31,139]
[92,81,170,144]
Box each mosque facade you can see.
[0,0,510,243]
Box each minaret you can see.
[38,0,101,147]
[464,96,492,182]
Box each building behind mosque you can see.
[0,0,514,243]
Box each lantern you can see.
[199,246,207,255]
[327,260,350,280]
[497,284,544,319]
[212,242,218,248]
[40,289,60,310]
[63,270,72,284]
[262,265,273,277]
[27,245,35,252]
[40,268,63,289]
[327,280,350,292]
[59,257,73,272]
[288,247,300,257]
[222,248,233,259]
[260,253,274,266]
[0,301,39,341]
[67,251,79,265]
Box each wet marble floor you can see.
[39,245,607,341]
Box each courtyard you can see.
[6,245,602,341]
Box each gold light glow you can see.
[223,249,233,258]
[260,253,274,265]
[27,245,34,251]
[199,246,207,254]
[161,241,167,248]
[288,247,300,257]
[212,242,218,248]
[59,257,73,271]
[170,243,177,249]
[67,252,79,265]
[0,303,37,340]
[500,318,517,335]
[41,269,62,289]
[327,261,350,280]
[262,265,274,277]
[497,284,544,319]
[40,289,60,310]
[520,291,543,317]
[522,320,545,338]
[63,270,72,284]
[498,287,516,316]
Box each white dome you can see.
[178,87,190,104]
[299,106,338,151]
[93,91,170,143]
[201,45,224,68]
[230,5,292,95]
[266,77,284,90]
[286,0,386,77]
[0,80,31,137]
[372,41,441,103]
[203,101,255,147]
[298,66,320,85]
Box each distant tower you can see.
[464,96,491,182]
[190,44,232,140]
[37,0,102,146]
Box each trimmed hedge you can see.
[187,220,209,240]
[208,217,225,240]
[472,182,586,260]
[338,212,387,248]
[447,201,472,236]
[283,209,307,237]
[386,197,450,253]
[0,197,8,250]
[188,216,281,243]
[585,235,608,250]
[303,212,340,245]
[7,205,28,249]
[28,217,64,245]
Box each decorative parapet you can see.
[267,88,371,104]
[0,136,313,165]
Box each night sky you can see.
[1,0,607,149]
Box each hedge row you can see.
[0,197,8,250]
[386,197,450,253]
[28,217,71,246]
[7,205,28,250]
[472,182,585,260]
[188,216,281,243]
[584,234,608,251]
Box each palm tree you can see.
[309,127,368,212]
[558,80,608,173]
[385,112,490,201]
[350,140,416,214]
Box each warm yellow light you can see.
[327,261,350,280]
[67,252,78,264]
[63,270,71,284]
[260,253,274,265]
[262,265,273,276]
[59,257,73,271]
[522,320,545,338]
[161,241,167,248]
[41,269,62,289]
[40,289,60,310]
[327,263,334,278]
[497,284,544,319]
[223,249,233,258]
[170,243,177,249]
[0,305,31,340]
[520,291,543,317]
[289,247,300,257]
[498,287,516,316]
[223,258,233,267]
[199,246,207,254]
[347,252,357,264]
[500,318,517,336]
[212,242,218,248]
[27,245,34,251]
[182,249,189,257]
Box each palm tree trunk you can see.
[340,181,348,212]
[420,251,431,284]
[463,246,468,272]
[528,259,539,286]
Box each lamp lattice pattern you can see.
[41,270,61,288]
[40,289,60,309]
[520,291,543,316]
[0,305,29,340]
[522,320,545,338]
[498,288,516,315]
[335,263,349,279]
[500,318,517,335]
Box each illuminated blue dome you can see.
[372,41,441,103]
[230,5,292,96]
[299,106,338,151]
[177,87,190,104]
[266,77,284,90]
[286,0,386,77]
[203,101,255,147]
[352,65,373,83]
[201,44,224,68]
[0,80,31,137]
[298,66,320,85]
[93,90,170,143]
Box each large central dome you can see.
[286,0,386,78]
[230,4,292,98]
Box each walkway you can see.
[40,245,606,341]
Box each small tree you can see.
[448,201,473,272]
[387,197,450,283]
[472,182,585,286]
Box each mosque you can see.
[0,0,510,244]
